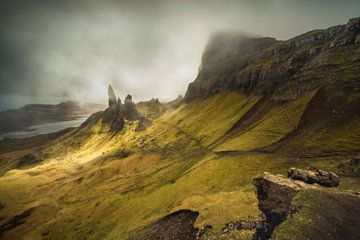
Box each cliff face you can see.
[185,17,360,102]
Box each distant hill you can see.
[0,101,105,134]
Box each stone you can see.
[288,167,340,187]
[183,17,360,102]
[108,85,118,107]
[82,86,147,133]
[102,105,125,133]
[124,94,133,105]
[252,172,317,239]
[123,94,142,121]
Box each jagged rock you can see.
[184,17,360,102]
[252,172,317,239]
[287,167,340,187]
[124,94,132,103]
[345,17,360,32]
[123,94,142,121]
[102,104,125,132]
[83,86,148,133]
[108,85,118,107]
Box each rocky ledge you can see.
[252,168,352,240]
[252,171,318,239]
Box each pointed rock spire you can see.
[108,84,117,107]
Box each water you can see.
[0,117,88,140]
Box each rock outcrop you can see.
[251,168,354,240]
[108,85,118,107]
[288,167,340,187]
[102,103,125,132]
[252,172,317,239]
[184,17,360,102]
[123,94,142,121]
[81,85,146,133]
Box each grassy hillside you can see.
[0,89,359,240]
[272,189,360,240]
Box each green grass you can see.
[215,91,316,151]
[0,90,359,240]
[161,91,259,147]
[272,189,360,240]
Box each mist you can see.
[0,0,359,109]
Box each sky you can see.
[0,0,360,110]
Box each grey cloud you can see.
[0,0,359,108]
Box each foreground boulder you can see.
[288,167,340,187]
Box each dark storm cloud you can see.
[0,0,360,107]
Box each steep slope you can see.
[185,17,360,102]
[184,17,360,155]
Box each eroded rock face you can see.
[252,172,317,239]
[184,17,360,102]
[288,167,340,187]
[123,94,142,121]
[81,85,145,133]
[102,104,125,132]
[108,85,118,107]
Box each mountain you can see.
[185,17,360,101]
[0,17,360,240]
[0,101,105,135]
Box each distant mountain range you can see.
[0,101,105,134]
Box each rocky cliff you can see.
[185,17,360,102]
[253,170,360,240]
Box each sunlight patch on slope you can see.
[160,91,259,147]
[215,91,316,152]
